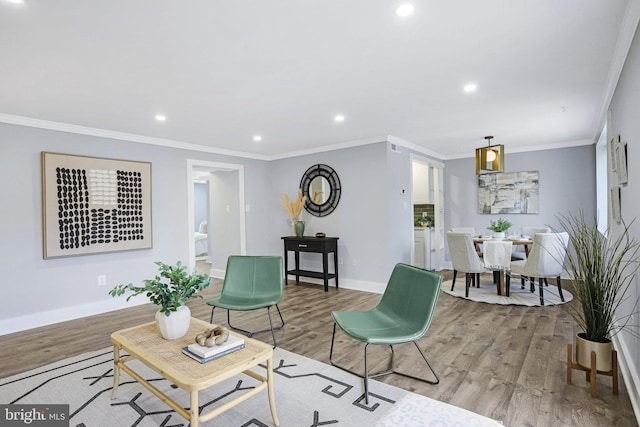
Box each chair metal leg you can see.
[330,324,439,405]
[451,270,457,291]
[538,278,545,305]
[220,304,285,348]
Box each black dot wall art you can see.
[41,152,152,258]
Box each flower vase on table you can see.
[294,220,305,237]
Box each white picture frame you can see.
[611,186,621,224]
[616,140,628,185]
[41,152,153,259]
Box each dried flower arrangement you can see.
[279,189,307,220]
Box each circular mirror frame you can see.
[300,164,341,217]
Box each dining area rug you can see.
[0,346,503,427]
[442,277,572,306]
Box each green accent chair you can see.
[329,263,442,404]
[208,256,285,347]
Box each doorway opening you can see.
[186,160,246,277]
[410,156,445,271]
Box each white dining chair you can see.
[450,227,482,256]
[447,232,486,297]
[508,232,569,305]
[511,226,550,260]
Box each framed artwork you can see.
[609,134,618,172]
[478,171,539,214]
[611,186,621,224]
[41,152,152,259]
[616,139,628,185]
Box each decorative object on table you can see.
[41,152,152,259]
[315,232,326,238]
[109,261,210,340]
[279,189,306,236]
[558,212,639,397]
[184,332,246,363]
[195,326,230,347]
[475,135,504,175]
[487,217,512,240]
[478,171,539,214]
[299,164,342,217]
[294,220,305,237]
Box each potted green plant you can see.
[557,212,639,371]
[487,217,512,240]
[109,261,210,340]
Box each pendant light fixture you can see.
[475,135,504,174]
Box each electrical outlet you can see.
[338,257,344,265]
[97,275,107,286]
[352,259,358,267]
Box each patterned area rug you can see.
[0,347,503,426]
[443,277,573,306]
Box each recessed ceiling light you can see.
[253,135,262,142]
[395,4,414,17]
[334,115,345,122]
[463,84,477,92]
[154,114,166,122]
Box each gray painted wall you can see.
[267,141,407,287]
[609,22,640,409]
[193,182,208,229]
[0,123,272,333]
[210,170,241,273]
[443,145,597,263]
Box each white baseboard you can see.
[285,276,386,294]
[612,334,640,424]
[0,275,383,336]
[0,295,149,336]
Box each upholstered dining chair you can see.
[450,227,482,256]
[508,232,569,305]
[207,255,285,347]
[447,232,486,297]
[511,226,550,260]
[329,263,442,404]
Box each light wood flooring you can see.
[0,268,636,427]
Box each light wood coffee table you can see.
[110,317,279,426]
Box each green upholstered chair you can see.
[329,263,442,404]
[208,255,285,347]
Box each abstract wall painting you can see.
[478,171,539,214]
[41,152,152,259]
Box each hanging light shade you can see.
[476,135,504,174]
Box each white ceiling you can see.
[1,1,638,160]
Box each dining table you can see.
[473,236,534,296]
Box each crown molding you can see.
[0,114,271,161]
[443,138,594,160]
[269,135,391,160]
[594,0,640,138]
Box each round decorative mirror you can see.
[300,164,341,217]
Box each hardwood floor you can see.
[0,269,636,427]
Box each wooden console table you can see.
[281,236,339,292]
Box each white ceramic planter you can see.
[155,305,191,340]
[576,333,612,372]
[493,231,506,240]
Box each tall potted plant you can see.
[109,261,210,340]
[557,212,639,371]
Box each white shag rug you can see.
[443,277,572,306]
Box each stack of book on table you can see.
[182,334,245,363]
